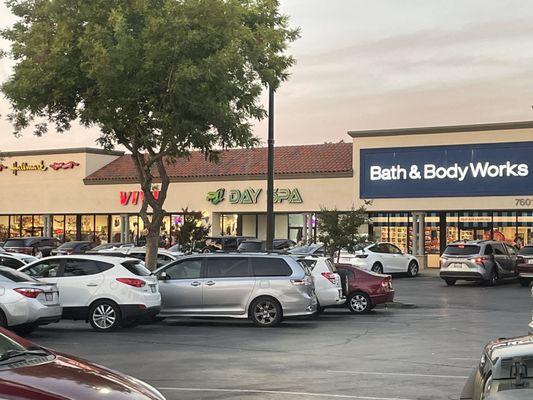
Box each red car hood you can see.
[0,354,164,400]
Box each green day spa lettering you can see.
[207,188,303,205]
[370,161,529,182]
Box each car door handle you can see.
[190,281,201,287]
[86,283,98,287]
[205,281,216,286]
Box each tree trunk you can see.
[144,228,160,271]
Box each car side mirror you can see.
[158,271,169,281]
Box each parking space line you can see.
[327,370,467,379]
[157,387,416,400]
[448,357,479,361]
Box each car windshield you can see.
[444,245,481,255]
[3,239,31,247]
[0,333,26,356]
[57,242,83,249]
[519,246,533,255]
[0,268,39,283]
[288,244,322,254]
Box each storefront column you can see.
[43,215,52,237]
[411,212,427,269]
[120,214,129,243]
[412,214,419,256]
[303,214,308,244]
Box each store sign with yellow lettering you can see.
[0,160,80,176]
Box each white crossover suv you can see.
[19,255,161,332]
[338,242,419,277]
[297,256,345,311]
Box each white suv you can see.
[18,255,161,332]
[297,257,345,311]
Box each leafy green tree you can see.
[172,208,210,252]
[317,204,370,262]
[1,0,299,269]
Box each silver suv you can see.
[440,241,517,286]
[154,254,317,327]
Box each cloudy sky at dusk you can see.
[1,0,533,151]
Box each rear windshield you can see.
[121,260,151,276]
[4,239,32,247]
[238,242,262,251]
[0,269,38,283]
[519,246,533,256]
[444,245,481,255]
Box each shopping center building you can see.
[2,120,533,268]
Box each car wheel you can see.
[0,311,7,328]
[249,297,282,327]
[407,260,419,277]
[347,292,372,314]
[519,278,531,287]
[445,279,456,286]
[13,324,38,336]
[89,300,121,332]
[487,268,499,287]
[371,262,383,274]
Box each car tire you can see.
[407,260,419,277]
[519,278,531,287]
[0,311,7,328]
[371,262,383,274]
[347,292,372,314]
[89,300,121,332]
[13,324,38,336]
[444,279,456,286]
[486,268,499,287]
[249,297,283,327]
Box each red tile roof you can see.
[84,142,353,183]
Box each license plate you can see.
[150,285,157,293]
[452,263,466,269]
[45,293,53,301]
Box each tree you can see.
[172,208,210,252]
[317,204,370,262]
[1,0,299,269]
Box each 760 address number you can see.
[515,198,533,207]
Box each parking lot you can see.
[30,274,531,400]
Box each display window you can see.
[95,215,109,244]
[0,216,8,241]
[425,213,440,254]
[459,212,491,241]
[81,215,95,241]
[111,215,122,243]
[9,215,21,238]
[65,215,77,242]
[220,214,238,236]
[493,212,518,246]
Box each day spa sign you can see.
[207,188,303,205]
[360,142,533,198]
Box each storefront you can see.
[0,143,354,245]
[350,120,533,267]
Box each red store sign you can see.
[120,190,160,206]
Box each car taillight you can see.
[321,272,337,284]
[356,254,368,258]
[116,278,146,288]
[473,257,488,265]
[381,277,392,289]
[14,288,43,298]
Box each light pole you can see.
[266,84,275,251]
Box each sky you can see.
[1,0,533,150]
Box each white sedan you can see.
[338,242,419,277]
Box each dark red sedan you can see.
[0,328,165,400]
[335,264,395,313]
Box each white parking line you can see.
[327,370,468,379]
[157,387,416,400]
[448,357,479,361]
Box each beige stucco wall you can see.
[352,127,533,212]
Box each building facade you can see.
[3,120,533,268]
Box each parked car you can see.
[0,328,166,399]
[528,286,533,335]
[288,243,326,256]
[460,335,533,400]
[335,264,394,313]
[154,253,317,327]
[0,253,38,269]
[3,237,60,257]
[51,240,96,255]
[516,245,533,287]
[338,242,419,276]
[201,236,255,252]
[297,257,345,311]
[485,390,533,400]
[95,247,179,268]
[440,241,518,286]
[237,239,297,252]
[18,255,161,332]
[0,267,61,335]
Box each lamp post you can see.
[266,84,275,251]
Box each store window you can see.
[220,214,238,236]
[52,215,65,241]
[33,215,44,237]
[95,215,109,244]
[21,215,33,237]
[388,213,410,253]
[459,212,491,241]
[425,213,440,254]
[446,213,459,244]
[65,215,77,242]
[492,212,517,245]
[129,215,140,244]
[111,215,122,243]
[517,212,533,247]
[80,215,94,241]
[0,216,8,241]
[369,213,389,244]
[9,215,21,238]
[288,214,304,243]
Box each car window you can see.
[121,260,151,276]
[63,259,102,277]
[207,257,250,278]
[505,244,517,256]
[0,256,24,269]
[444,245,481,255]
[0,268,38,283]
[387,244,402,254]
[165,259,202,280]
[252,257,292,277]
[129,252,146,261]
[370,244,387,254]
[24,259,61,278]
[484,245,493,255]
[156,254,173,268]
[519,246,533,256]
[493,243,506,255]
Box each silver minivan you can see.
[154,254,317,327]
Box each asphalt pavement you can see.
[30,273,532,400]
